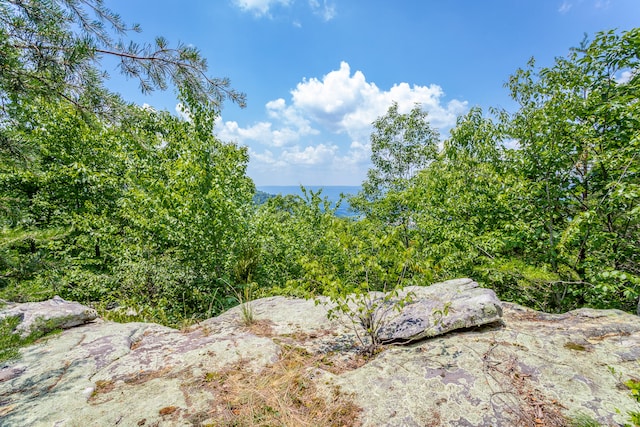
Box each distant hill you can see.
[253,190,275,205]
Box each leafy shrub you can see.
[626,378,640,427]
[325,288,413,356]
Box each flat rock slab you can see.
[0,295,98,337]
[0,318,280,426]
[379,278,502,342]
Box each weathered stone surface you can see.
[1,279,639,426]
[332,302,640,426]
[0,295,98,337]
[0,318,280,426]
[378,278,502,342]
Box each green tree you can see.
[0,0,245,161]
[279,208,427,355]
[505,29,640,310]
[111,100,254,323]
[0,97,128,299]
[0,0,254,324]
[352,102,439,247]
[358,102,439,200]
[1,95,255,324]
[406,109,512,279]
[249,187,341,295]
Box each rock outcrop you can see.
[378,278,503,342]
[1,279,639,426]
[0,295,98,337]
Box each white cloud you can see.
[216,61,468,185]
[175,103,192,122]
[233,0,291,17]
[246,141,369,184]
[233,0,335,20]
[266,98,315,134]
[346,140,370,163]
[616,69,637,84]
[291,62,372,132]
[216,119,272,144]
[248,147,278,165]
[216,101,318,148]
[290,61,467,141]
[281,143,338,165]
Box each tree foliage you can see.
[361,101,439,198]
[0,1,252,325]
[0,96,254,323]
[398,28,640,312]
[503,28,640,310]
[0,0,245,111]
[351,102,439,248]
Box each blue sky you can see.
[104,0,639,186]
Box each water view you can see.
[257,185,361,217]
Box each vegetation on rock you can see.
[0,315,61,362]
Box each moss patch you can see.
[0,315,61,363]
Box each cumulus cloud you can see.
[281,143,338,165]
[290,62,372,131]
[346,140,371,164]
[248,147,278,165]
[217,120,272,144]
[266,98,316,135]
[216,106,318,148]
[290,61,467,141]
[216,61,467,185]
[616,69,637,84]
[175,102,192,122]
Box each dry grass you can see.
[196,344,362,427]
[318,352,368,375]
[87,320,365,426]
[122,366,175,385]
[483,343,568,426]
[159,405,178,416]
[244,318,275,337]
[247,322,369,375]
